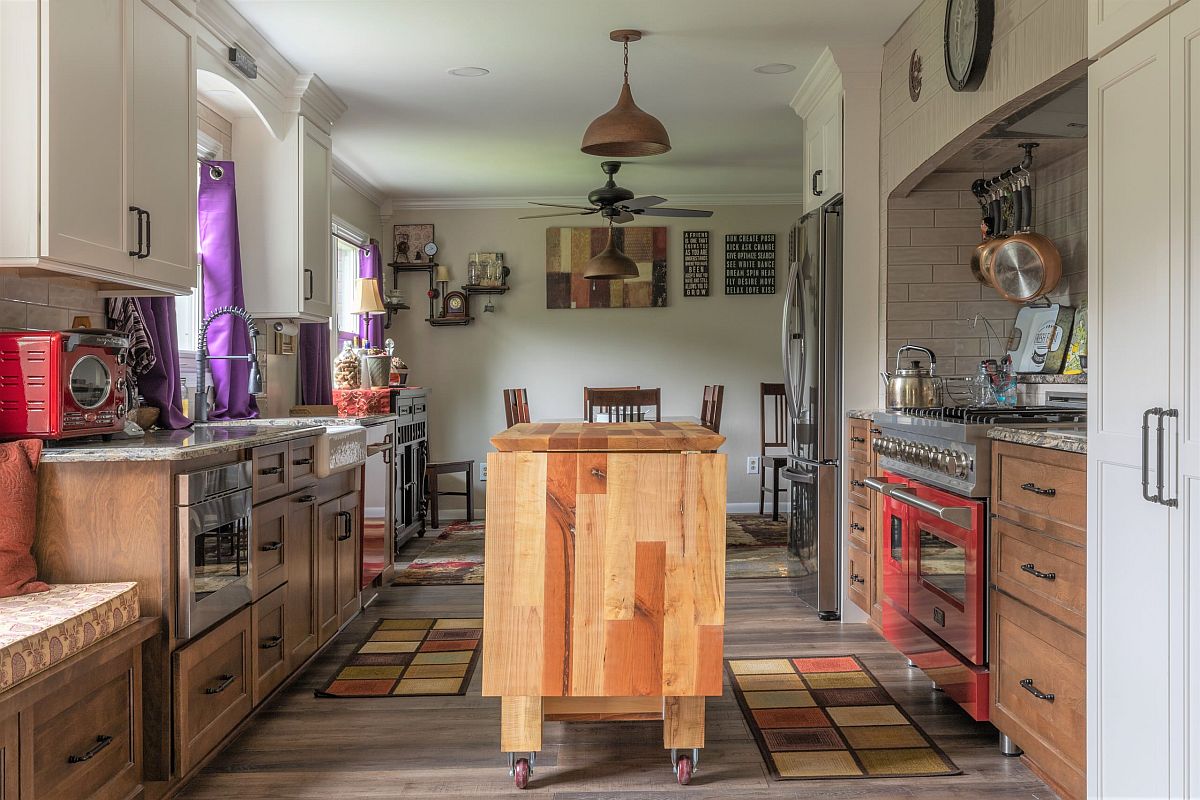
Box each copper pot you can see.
[991,178,1062,303]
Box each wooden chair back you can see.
[760,382,788,453]
[503,388,530,427]
[583,385,640,420]
[586,388,661,422]
[700,384,725,433]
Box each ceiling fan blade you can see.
[612,211,636,224]
[637,207,714,218]
[518,210,596,220]
[622,195,668,211]
[528,201,595,211]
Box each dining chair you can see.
[583,385,640,420]
[502,388,530,427]
[760,382,789,521]
[586,388,661,422]
[700,384,725,433]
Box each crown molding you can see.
[790,47,841,118]
[332,157,385,208]
[195,0,297,106]
[384,193,806,211]
[292,74,348,131]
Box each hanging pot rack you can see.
[971,142,1039,199]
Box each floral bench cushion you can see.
[0,582,140,693]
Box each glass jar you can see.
[333,340,360,389]
[467,258,480,286]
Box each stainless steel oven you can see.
[176,461,253,639]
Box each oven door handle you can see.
[863,477,974,530]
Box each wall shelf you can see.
[427,317,473,327]
[463,284,510,295]
[388,262,475,327]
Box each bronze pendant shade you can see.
[581,30,672,158]
[584,225,640,280]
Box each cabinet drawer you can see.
[848,461,871,509]
[289,436,318,492]
[847,501,873,553]
[251,495,290,599]
[992,442,1085,545]
[252,443,290,504]
[251,585,288,707]
[991,592,1085,799]
[848,418,871,463]
[29,645,139,800]
[174,607,252,775]
[847,541,873,614]
[0,715,14,800]
[992,519,1085,632]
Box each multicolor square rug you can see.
[315,618,483,697]
[727,655,960,780]
[393,522,484,585]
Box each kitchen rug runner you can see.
[315,618,482,697]
[393,515,798,586]
[727,655,960,780]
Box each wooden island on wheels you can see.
[482,421,728,789]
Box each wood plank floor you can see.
[179,562,1057,798]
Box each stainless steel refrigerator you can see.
[781,195,842,620]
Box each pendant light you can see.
[584,221,640,280]
[581,30,672,158]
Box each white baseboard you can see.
[727,502,792,514]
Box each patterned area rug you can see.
[727,655,960,780]
[315,618,483,697]
[392,514,798,585]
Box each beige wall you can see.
[383,204,800,510]
[332,174,382,241]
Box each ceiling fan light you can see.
[581,83,672,157]
[584,230,640,280]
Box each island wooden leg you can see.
[501,696,543,753]
[663,696,705,749]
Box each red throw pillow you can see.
[0,439,50,597]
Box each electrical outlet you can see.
[747,456,760,475]
[478,461,488,482]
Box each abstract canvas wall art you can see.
[546,226,668,309]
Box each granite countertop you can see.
[1015,374,1087,384]
[200,414,398,427]
[988,425,1087,455]
[847,409,879,420]
[40,424,327,463]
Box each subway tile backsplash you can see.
[0,275,105,332]
[884,150,1088,377]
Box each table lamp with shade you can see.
[434,265,451,318]
[351,277,388,387]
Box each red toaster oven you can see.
[0,329,130,440]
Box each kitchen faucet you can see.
[194,305,263,422]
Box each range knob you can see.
[953,451,970,478]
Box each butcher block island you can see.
[483,421,727,788]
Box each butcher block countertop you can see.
[491,421,725,452]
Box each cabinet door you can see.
[251,495,289,600]
[316,497,341,645]
[1090,0,1170,57]
[299,118,332,319]
[285,492,319,671]
[0,714,15,800]
[803,125,823,213]
[336,491,362,626]
[42,0,132,273]
[819,98,842,200]
[129,0,196,289]
[251,584,287,707]
[1087,18,1178,799]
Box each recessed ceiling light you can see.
[448,66,490,77]
[753,63,796,75]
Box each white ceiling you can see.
[229,0,919,203]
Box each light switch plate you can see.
[479,461,488,481]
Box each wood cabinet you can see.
[317,491,362,644]
[251,585,288,707]
[252,442,290,504]
[0,0,197,295]
[846,541,872,614]
[336,491,362,626]
[251,495,290,600]
[845,416,880,621]
[235,115,334,321]
[1088,4,1200,794]
[991,441,1086,800]
[284,491,320,673]
[0,715,14,800]
[289,436,319,492]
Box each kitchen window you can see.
[333,220,368,346]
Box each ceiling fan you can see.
[518,161,713,224]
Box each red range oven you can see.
[869,471,990,721]
[0,330,130,441]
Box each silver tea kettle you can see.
[881,345,942,409]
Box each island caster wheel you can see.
[513,758,530,789]
[675,754,693,785]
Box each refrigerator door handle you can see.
[781,466,814,484]
[780,258,802,422]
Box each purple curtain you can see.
[358,241,384,348]
[133,297,192,429]
[299,322,332,405]
[198,161,258,420]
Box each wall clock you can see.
[443,290,469,320]
[944,0,993,92]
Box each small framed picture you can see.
[392,224,434,264]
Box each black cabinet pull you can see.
[260,635,282,650]
[260,541,282,552]
[204,674,236,695]
[68,734,113,764]
[1019,678,1054,702]
[850,436,866,443]
[1020,482,1056,497]
[849,573,865,584]
[128,207,144,257]
[260,466,284,475]
[297,494,317,503]
[143,208,151,258]
[812,169,824,197]
[303,269,314,300]
[1020,563,1056,581]
[850,522,865,532]
[850,479,865,488]
[870,427,882,435]
[336,510,353,541]
[293,457,313,465]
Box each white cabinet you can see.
[0,0,196,295]
[1087,4,1200,796]
[236,116,333,322]
[792,52,843,214]
[1089,0,1169,57]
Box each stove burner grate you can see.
[895,405,1086,425]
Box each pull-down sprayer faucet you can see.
[194,305,262,422]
